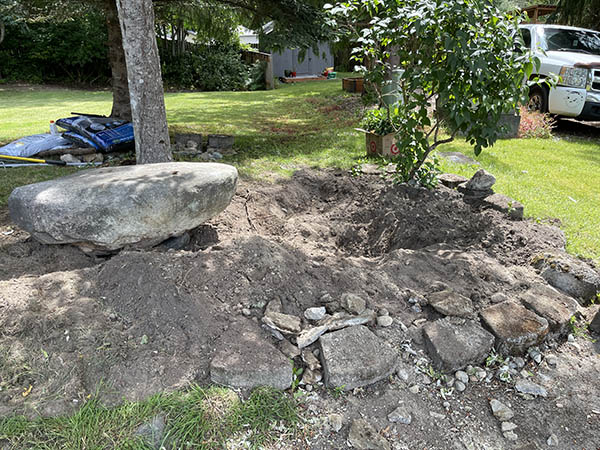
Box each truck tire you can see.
[528,85,549,113]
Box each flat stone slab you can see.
[531,252,600,304]
[438,152,480,166]
[483,193,524,220]
[423,318,495,371]
[319,325,397,391]
[519,291,573,335]
[428,290,474,318]
[210,319,292,390]
[438,173,468,189]
[480,302,548,355]
[8,162,238,251]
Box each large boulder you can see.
[8,162,238,251]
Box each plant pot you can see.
[365,132,398,157]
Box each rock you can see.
[207,134,234,150]
[377,316,393,327]
[489,399,514,421]
[387,406,412,424]
[262,312,302,334]
[304,307,326,321]
[519,292,572,335]
[265,298,283,314]
[455,380,466,392]
[8,162,238,251]
[60,153,81,163]
[503,431,518,441]
[210,320,292,390]
[590,310,600,334]
[422,318,495,371]
[319,325,398,391]
[81,153,104,163]
[241,308,251,317]
[466,169,496,191]
[278,339,301,359]
[480,302,549,355]
[261,324,284,341]
[545,354,558,367]
[438,152,480,166]
[326,310,377,331]
[348,419,391,450]
[438,173,468,189]
[491,293,508,304]
[135,413,166,450]
[531,252,600,304]
[360,163,381,175]
[329,413,344,433]
[514,379,548,397]
[455,370,469,384]
[174,132,202,149]
[302,349,321,371]
[341,293,367,314]
[501,422,518,432]
[483,193,524,220]
[159,232,191,250]
[325,301,341,314]
[428,290,474,318]
[297,325,329,349]
[409,385,420,394]
[547,434,559,446]
[302,368,322,384]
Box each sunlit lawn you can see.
[0,80,598,262]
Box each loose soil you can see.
[1,169,598,449]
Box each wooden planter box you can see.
[365,132,398,157]
[342,77,364,94]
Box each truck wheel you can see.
[528,85,549,113]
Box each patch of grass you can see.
[437,136,600,263]
[0,385,299,449]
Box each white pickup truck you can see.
[520,24,600,121]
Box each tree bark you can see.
[0,20,5,46]
[104,0,132,121]
[116,0,172,164]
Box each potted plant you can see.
[358,107,402,157]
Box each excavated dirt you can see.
[1,169,599,449]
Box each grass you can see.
[0,386,299,449]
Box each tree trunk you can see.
[104,0,131,120]
[0,20,5,46]
[116,0,172,164]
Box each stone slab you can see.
[438,173,468,189]
[8,162,238,251]
[319,325,397,391]
[480,302,548,355]
[483,193,524,220]
[519,291,573,335]
[210,319,292,390]
[428,290,475,318]
[423,317,495,371]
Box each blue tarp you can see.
[57,116,134,153]
[0,134,74,158]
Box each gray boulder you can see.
[210,319,292,390]
[319,325,397,391]
[531,252,600,304]
[428,290,475,318]
[466,169,496,191]
[8,162,238,251]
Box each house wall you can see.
[270,42,334,77]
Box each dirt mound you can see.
[0,169,585,423]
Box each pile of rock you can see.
[439,169,524,219]
[173,132,235,161]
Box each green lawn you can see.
[1,80,599,262]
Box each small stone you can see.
[513,357,526,368]
[438,173,468,189]
[489,399,514,421]
[545,355,558,367]
[567,333,575,343]
[329,413,343,433]
[265,298,283,314]
[490,293,508,304]
[296,325,329,349]
[304,307,326,321]
[302,349,321,371]
[60,154,81,164]
[515,379,548,397]
[501,422,518,432]
[135,413,166,450]
[409,385,420,394]
[242,308,251,317]
[503,431,518,441]
[547,433,559,446]
[377,316,394,327]
[262,324,284,340]
[348,419,391,450]
[475,369,487,381]
[388,406,412,424]
[262,312,302,334]
[379,308,390,316]
[341,293,367,315]
[455,371,469,384]
[590,310,600,334]
[455,381,466,392]
[302,368,322,385]
[325,301,340,314]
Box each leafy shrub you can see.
[161,42,249,91]
[360,107,402,135]
[247,60,267,91]
[518,106,555,139]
